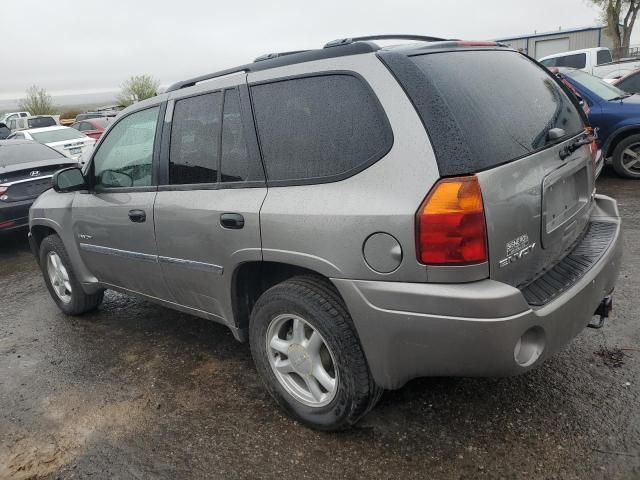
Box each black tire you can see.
[39,234,104,315]
[249,275,382,431]
[612,134,640,179]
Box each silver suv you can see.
[29,35,622,430]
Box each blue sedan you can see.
[555,68,640,179]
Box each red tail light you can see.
[416,176,488,265]
[0,186,8,197]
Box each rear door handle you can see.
[128,209,146,223]
[220,213,244,229]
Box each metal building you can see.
[496,25,615,59]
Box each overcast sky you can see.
[0,0,631,100]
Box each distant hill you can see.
[0,91,119,113]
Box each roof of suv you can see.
[165,35,512,92]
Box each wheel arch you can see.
[231,261,345,333]
[603,125,640,158]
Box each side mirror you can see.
[52,167,87,193]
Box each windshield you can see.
[31,128,86,143]
[0,142,64,167]
[568,70,628,101]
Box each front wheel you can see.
[612,134,640,179]
[249,276,382,431]
[40,234,104,315]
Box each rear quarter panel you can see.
[250,54,440,282]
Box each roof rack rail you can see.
[254,50,309,62]
[165,67,250,93]
[324,34,450,48]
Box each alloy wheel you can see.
[266,313,338,408]
[46,251,72,303]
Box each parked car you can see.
[540,47,640,81]
[553,67,640,178]
[8,126,95,164]
[28,36,621,430]
[0,123,11,140]
[0,140,77,232]
[613,68,640,93]
[7,115,58,131]
[74,111,118,123]
[70,117,113,141]
[0,111,31,125]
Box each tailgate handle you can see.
[128,209,146,223]
[220,213,244,229]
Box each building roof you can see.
[497,25,605,42]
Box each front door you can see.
[72,105,172,299]
[154,85,266,321]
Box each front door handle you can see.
[128,209,146,223]
[220,213,244,229]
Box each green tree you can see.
[18,85,56,115]
[117,75,159,107]
[590,0,640,58]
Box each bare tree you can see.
[117,75,159,107]
[18,85,56,115]
[591,0,640,58]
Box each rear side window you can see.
[597,49,612,65]
[250,74,392,183]
[393,50,584,174]
[220,89,262,182]
[169,92,222,185]
[28,117,56,129]
[617,73,640,93]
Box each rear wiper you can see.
[559,133,596,160]
[608,93,633,101]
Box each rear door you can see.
[153,82,266,321]
[402,49,593,288]
[71,105,172,298]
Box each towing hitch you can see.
[588,295,613,329]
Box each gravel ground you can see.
[0,170,638,480]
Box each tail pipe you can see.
[588,295,613,329]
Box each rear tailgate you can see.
[478,141,594,287]
[381,47,593,287]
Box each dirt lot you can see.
[0,170,639,480]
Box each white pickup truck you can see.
[539,47,640,81]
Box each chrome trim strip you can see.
[79,243,158,262]
[0,175,53,187]
[158,256,223,274]
[78,243,223,274]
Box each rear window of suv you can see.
[250,74,392,184]
[385,50,584,175]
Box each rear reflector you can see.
[0,220,16,229]
[416,176,488,265]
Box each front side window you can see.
[93,106,159,189]
[250,74,392,183]
[169,92,222,185]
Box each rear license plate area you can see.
[69,147,82,155]
[541,160,590,248]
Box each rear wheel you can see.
[40,234,104,315]
[249,276,382,431]
[612,134,640,179]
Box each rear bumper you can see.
[333,195,622,389]
[0,199,33,231]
